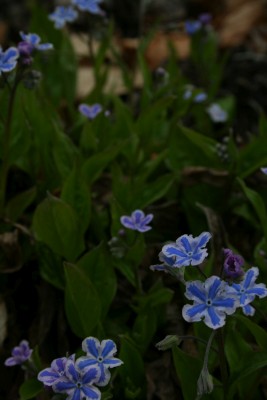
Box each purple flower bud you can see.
[223,248,244,279]
[18,41,34,57]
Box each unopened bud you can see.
[156,335,181,351]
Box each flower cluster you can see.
[38,336,123,399]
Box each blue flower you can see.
[185,20,202,35]
[194,92,207,103]
[207,103,228,123]
[223,248,244,279]
[38,354,75,386]
[72,0,103,14]
[150,251,176,272]
[19,32,53,52]
[261,167,267,174]
[52,359,100,399]
[162,232,211,267]
[120,209,153,233]
[77,337,123,386]
[226,267,267,316]
[182,276,238,329]
[0,46,19,75]
[4,340,33,366]
[79,103,102,120]
[49,6,78,29]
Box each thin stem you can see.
[217,328,228,399]
[179,334,218,354]
[197,265,208,279]
[203,330,216,366]
[0,75,20,215]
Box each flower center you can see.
[97,356,104,363]
[76,382,82,388]
[240,288,245,293]
[206,299,212,306]
[187,251,193,256]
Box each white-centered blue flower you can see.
[182,276,238,329]
[49,6,78,29]
[120,209,153,233]
[52,359,100,400]
[38,354,75,386]
[0,46,19,75]
[77,337,123,387]
[72,0,103,14]
[207,103,228,123]
[19,32,53,51]
[226,267,267,316]
[162,232,211,267]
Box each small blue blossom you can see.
[261,167,267,174]
[49,6,78,29]
[150,251,176,272]
[162,232,211,267]
[77,337,123,387]
[194,92,207,103]
[0,46,19,75]
[185,20,202,35]
[120,209,153,233]
[182,276,238,329]
[38,354,75,386]
[226,267,267,316]
[79,103,103,120]
[207,103,228,123]
[223,248,244,279]
[19,32,53,52]
[72,0,103,14]
[4,340,33,366]
[52,359,101,400]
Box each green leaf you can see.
[19,378,43,400]
[37,243,65,290]
[237,178,267,239]
[33,194,85,261]
[234,314,267,350]
[135,174,174,209]
[5,187,36,221]
[64,262,101,337]
[180,125,217,161]
[53,130,78,180]
[77,243,117,318]
[61,165,91,234]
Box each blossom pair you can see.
[38,337,123,399]
[183,267,267,329]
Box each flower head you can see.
[207,103,228,123]
[79,103,102,120]
[120,209,153,233]
[185,20,202,35]
[38,354,75,386]
[226,267,267,316]
[223,248,244,279]
[72,0,103,14]
[150,251,176,272]
[162,232,211,267]
[182,276,238,329]
[19,32,53,52]
[4,340,33,366]
[0,46,19,75]
[77,337,123,386]
[52,359,101,399]
[49,6,78,29]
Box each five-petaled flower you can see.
[72,0,103,14]
[182,276,238,329]
[79,103,102,120]
[207,103,228,123]
[38,354,75,386]
[52,359,101,400]
[4,340,33,366]
[49,6,78,29]
[120,209,153,233]
[162,232,211,267]
[223,248,244,279]
[0,46,19,75]
[226,267,267,316]
[19,32,53,52]
[77,337,123,386]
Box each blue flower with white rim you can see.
[49,6,78,29]
[0,46,19,75]
[77,337,123,387]
[206,103,228,123]
[226,267,267,316]
[162,232,211,267]
[120,209,153,233]
[38,354,75,386]
[52,359,100,399]
[19,32,53,52]
[150,251,176,272]
[4,340,32,366]
[79,103,102,120]
[182,276,238,329]
[72,0,103,14]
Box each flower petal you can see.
[82,337,100,358]
[182,303,207,322]
[100,340,117,358]
[120,216,135,230]
[185,281,206,302]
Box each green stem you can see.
[217,328,228,399]
[0,75,20,216]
